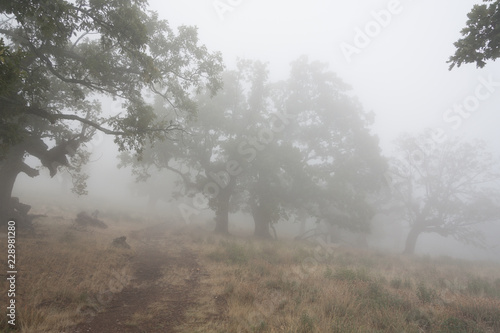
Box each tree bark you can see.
[214,205,229,234]
[1,137,82,226]
[403,225,423,255]
[252,202,273,239]
[213,181,233,235]
[0,147,27,224]
[0,167,18,223]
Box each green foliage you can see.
[0,0,223,207]
[449,0,500,69]
[119,57,386,236]
[0,39,27,157]
[0,39,24,96]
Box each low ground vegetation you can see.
[1,215,500,332]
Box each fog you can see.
[11,0,500,262]
[149,0,500,150]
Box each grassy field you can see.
[181,232,500,333]
[1,215,500,332]
[0,215,135,332]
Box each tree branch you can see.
[163,163,195,191]
[51,113,182,137]
[20,162,39,178]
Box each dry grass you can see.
[0,216,135,332]
[2,220,500,332]
[176,229,500,333]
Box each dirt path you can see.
[71,244,203,333]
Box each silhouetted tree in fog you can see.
[388,131,500,254]
[277,56,387,238]
[124,56,387,239]
[119,60,265,234]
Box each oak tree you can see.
[122,57,387,239]
[389,131,500,254]
[0,0,223,225]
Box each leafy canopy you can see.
[120,57,387,236]
[449,0,500,69]
[0,0,223,159]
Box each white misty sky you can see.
[148,0,500,154]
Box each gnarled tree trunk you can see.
[214,189,230,235]
[0,145,38,226]
[403,224,424,255]
[251,201,273,239]
[1,138,75,227]
[213,178,235,235]
[0,160,19,223]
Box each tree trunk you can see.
[0,143,42,227]
[403,225,423,255]
[0,149,25,224]
[1,139,71,227]
[214,198,229,235]
[213,182,233,235]
[252,203,273,239]
[0,168,18,223]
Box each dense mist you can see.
[3,0,500,260]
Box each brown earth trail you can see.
[71,243,204,333]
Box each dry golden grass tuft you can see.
[0,216,134,332]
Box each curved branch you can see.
[51,113,183,137]
[20,162,39,177]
